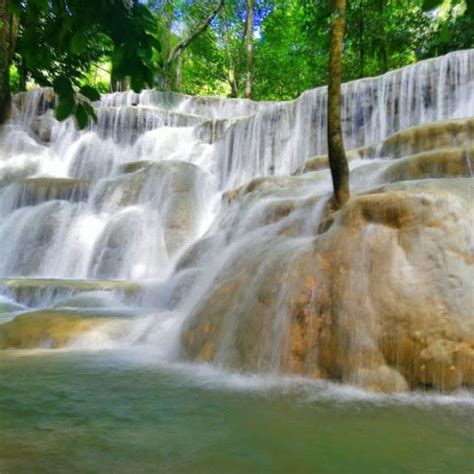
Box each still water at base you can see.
[1,350,473,474]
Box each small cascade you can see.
[0,90,219,280]
[0,50,473,393]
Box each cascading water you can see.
[215,49,474,187]
[0,95,219,280]
[0,49,473,393]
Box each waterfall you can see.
[1,50,473,392]
[216,49,474,187]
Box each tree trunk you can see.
[223,5,239,98]
[0,0,12,124]
[19,57,28,92]
[163,0,174,59]
[229,76,239,98]
[358,0,364,77]
[111,76,128,93]
[162,0,174,90]
[327,0,350,208]
[378,0,388,73]
[244,0,254,99]
[381,44,388,73]
[174,54,183,91]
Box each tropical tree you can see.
[419,0,474,58]
[0,0,16,123]
[244,0,254,98]
[166,0,224,74]
[148,0,225,90]
[327,0,350,208]
[0,0,161,127]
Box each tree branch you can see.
[167,0,225,66]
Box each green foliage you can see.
[4,0,473,117]
[250,0,472,100]
[151,0,472,101]
[55,96,76,122]
[423,0,473,17]
[10,0,161,128]
[254,0,330,100]
[178,21,228,95]
[252,0,433,99]
[53,76,97,126]
[419,3,474,58]
[80,86,101,103]
[9,66,20,92]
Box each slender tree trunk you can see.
[162,0,174,90]
[19,57,28,92]
[163,0,173,58]
[381,44,388,73]
[244,0,254,99]
[174,54,183,90]
[229,76,239,98]
[110,75,128,92]
[378,0,388,73]
[358,0,364,77]
[327,0,350,208]
[0,0,12,124]
[223,6,238,97]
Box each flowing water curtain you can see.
[215,49,474,188]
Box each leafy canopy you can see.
[8,0,474,118]
[11,0,161,127]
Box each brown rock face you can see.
[182,180,474,393]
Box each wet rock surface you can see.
[0,310,111,349]
[182,179,474,392]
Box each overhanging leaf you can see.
[53,76,74,98]
[82,101,98,124]
[74,103,88,129]
[130,72,144,93]
[55,95,75,121]
[80,85,101,102]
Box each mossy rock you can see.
[16,177,91,205]
[0,278,142,307]
[295,117,474,175]
[378,146,474,183]
[120,160,153,174]
[0,310,111,349]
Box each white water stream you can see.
[0,49,473,371]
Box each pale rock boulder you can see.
[182,179,474,393]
